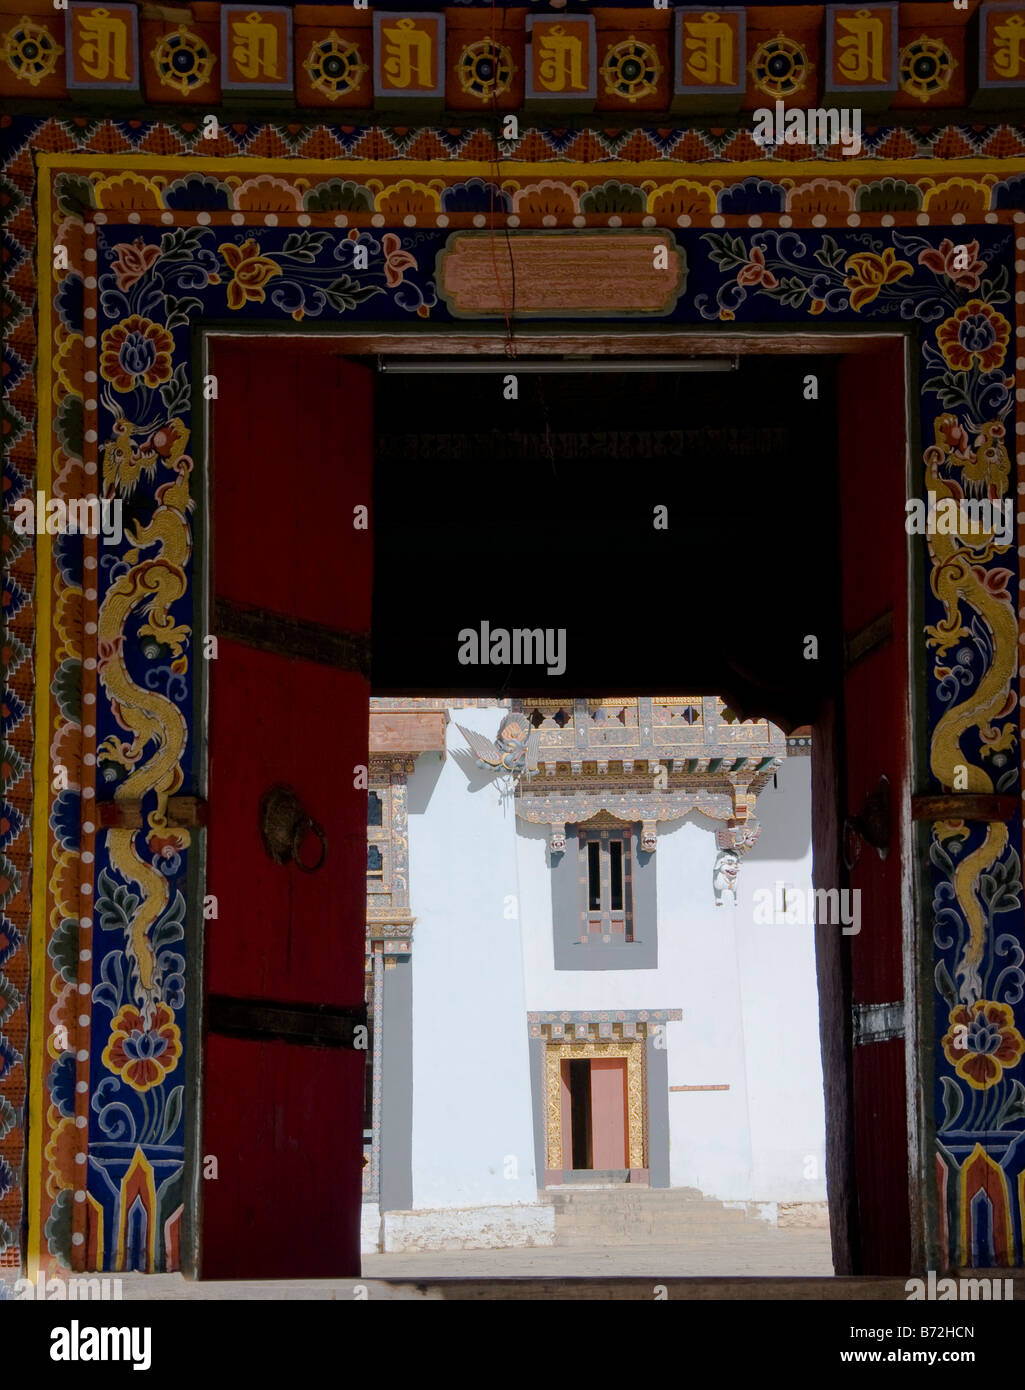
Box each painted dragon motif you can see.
[97,416,193,1024]
[925,413,1016,1003]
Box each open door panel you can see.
[200,339,372,1279]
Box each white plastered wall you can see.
[516,754,827,1206]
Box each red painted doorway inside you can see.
[559,1058,629,1173]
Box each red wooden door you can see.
[838,343,913,1274]
[590,1059,628,1170]
[200,338,372,1278]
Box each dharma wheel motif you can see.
[303,31,368,100]
[749,32,811,98]
[457,37,515,101]
[151,27,216,96]
[899,35,956,103]
[600,36,661,102]
[2,17,62,86]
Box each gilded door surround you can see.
[544,1039,646,1174]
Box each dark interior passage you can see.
[567,1059,593,1170]
[371,356,841,725]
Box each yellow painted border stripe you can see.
[28,164,54,1278]
[87,1191,104,1270]
[36,152,1021,180]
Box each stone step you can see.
[540,1186,709,1203]
[553,1227,776,1239]
[557,1169,633,1186]
[554,1235,766,1249]
[541,1186,782,1248]
[541,1201,735,1213]
[554,1224,754,1242]
[542,1198,752,1216]
[543,1199,727,1209]
[542,1193,744,1207]
[549,1213,753,1230]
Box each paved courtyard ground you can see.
[109,1224,832,1298]
[361,1227,834,1279]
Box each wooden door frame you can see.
[187,324,923,1277]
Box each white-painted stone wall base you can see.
[383,1204,556,1252]
[722,1199,830,1228]
[723,1199,776,1224]
[361,1203,382,1255]
[778,1202,830,1229]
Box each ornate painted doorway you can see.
[18,147,1022,1281]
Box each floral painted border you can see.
[28,157,1025,229]
[2,112,1024,1276]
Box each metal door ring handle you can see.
[293,817,327,874]
[259,784,327,871]
[843,775,891,872]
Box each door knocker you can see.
[259,784,327,873]
[842,775,891,872]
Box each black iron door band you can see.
[213,597,371,677]
[911,793,1020,823]
[207,995,367,1049]
[844,609,893,672]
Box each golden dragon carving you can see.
[97,417,193,1025]
[925,413,1016,1003]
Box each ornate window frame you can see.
[577,816,635,944]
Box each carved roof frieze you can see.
[6,3,1019,118]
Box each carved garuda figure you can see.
[455,712,540,776]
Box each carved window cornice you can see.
[508,695,785,854]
